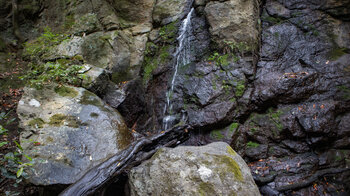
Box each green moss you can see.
[54,86,78,98]
[229,123,239,132]
[159,46,170,63]
[48,114,81,128]
[90,112,99,118]
[227,146,236,156]
[250,127,257,134]
[247,141,259,148]
[79,90,104,109]
[267,108,284,131]
[235,80,245,97]
[159,20,178,42]
[28,118,45,128]
[328,48,347,61]
[198,182,216,196]
[48,114,67,127]
[210,130,225,140]
[143,57,157,84]
[212,154,243,182]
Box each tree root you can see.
[59,125,190,196]
[276,167,350,192]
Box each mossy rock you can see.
[54,85,78,98]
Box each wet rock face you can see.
[17,85,133,185]
[230,0,350,194]
[128,142,260,196]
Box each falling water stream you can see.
[163,8,194,130]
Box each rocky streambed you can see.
[0,0,349,195]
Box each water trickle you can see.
[163,8,194,130]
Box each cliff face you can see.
[1,0,350,195]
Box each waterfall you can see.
[163,8,194,130]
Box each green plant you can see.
[208,52,229,67]
[0,112,34,190]
[23,27,69,61]
[19,61,85,89]
[224,41,251,56]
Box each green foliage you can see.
[246,141,260,148]
[159,21,178,42]
[19,62,85,89]
[208,52,229,67]
[0,112,34,189]
[223,41,251,55]
[23,27,69,60]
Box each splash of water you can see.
[163,8,194,130]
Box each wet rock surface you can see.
[17,85,133,185]
[128,142,260,196]
[228,0,350,195]
[4,0,350,195]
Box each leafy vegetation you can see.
[208,52,229,67]
[0,112,34,193]
[23,27,68,61]
[19,62,85,89]
[21,28,86,89]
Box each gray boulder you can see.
[153,0,189,25]
[204,0,260,49]
[128,142,260,196]
[17,85,133,185]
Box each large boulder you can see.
[17,85,133,185]
[152,0,189,25]
[128,142,260,196]
[204,0,260,49]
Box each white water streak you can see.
[163,8,194,130]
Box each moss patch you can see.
[211,154,243,182]
[328,48,347,61]
[198,182,216,196]
[247,141,259,148]
[48,114,81,128]
[28,118,45,128]
[159,20,178,43]
[90,112,99,118]
[49,114,67,126]
[54,85,78,98]
[227,146,236,156]
[235,80,246,97]
[210,129,225,140]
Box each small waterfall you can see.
[163,8,194,130]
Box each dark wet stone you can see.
[245,144,268,161]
